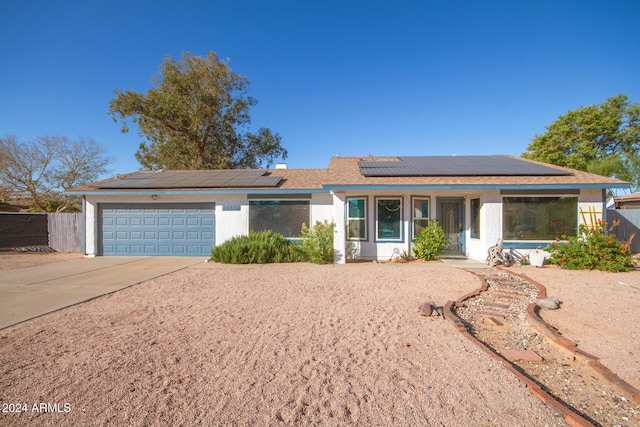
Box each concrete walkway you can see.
[0,256,205,329]
[439,257,489,269]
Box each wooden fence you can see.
[607,209,640,254]
[48,213,82,252]
[0,213,82,252]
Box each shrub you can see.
[545,220,635,272]
[211,230,298,264]
[413,220,446,261]
[296,220,335,264]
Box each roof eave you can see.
[324,183,631,191]
[66,188,328,196]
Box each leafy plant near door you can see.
[412,220,446,261]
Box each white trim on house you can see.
[69,156,629,260]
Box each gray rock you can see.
[536,296,561,310]
[417,301,435,316]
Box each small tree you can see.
[0,135,112,212]
[413,220,446,261]
[522,94,640,172]
[109,51,287,170]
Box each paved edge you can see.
[0,258,204,331]
[443,268,596,427]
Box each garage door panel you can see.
[100,203,215,256]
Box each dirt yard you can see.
[0,253,638,426]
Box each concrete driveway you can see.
[0,256,205,329]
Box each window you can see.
[412,198,429,239]
[470,198,480,239]
[502,197,577,240]
[249,200,310,238]
[347,197,367,240]
[376,197,402,241]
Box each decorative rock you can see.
[536,296,561,310]
[417,301,435,316]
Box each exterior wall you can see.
[310,193,334,226]
[333,187,607,264]
[83,187,606,260]
[334,189,489,263]
[466,191,501,262]
[332,192,347,263]
[83,192,334,257]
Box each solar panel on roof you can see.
[98,170,283,189]
[358,156,572,177]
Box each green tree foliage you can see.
[109,51,287,170]
[0,135,112,212]
[586,154,640,192]
[522,94,640,172]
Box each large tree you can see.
[0,135,112,212]
[109,51,287,170]
[522,94,640,172]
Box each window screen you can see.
[503,197,577,240]
[249,200,310,238]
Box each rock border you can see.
[443,267,637,427]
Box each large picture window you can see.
[377,197,402,241]
[249,200,310,238]
[503,197,577,240]
[412,198,429,239]
[347,197,367,240]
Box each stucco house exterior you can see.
[67,155,629,263]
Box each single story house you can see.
[614,192,640,209]
[67,155,629,263]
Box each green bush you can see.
[296,220,335,264]
[545,220,635,272]
[413,220,446,261]
[211,230,298,264]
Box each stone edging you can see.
[504,268,640,405]
[444,269,595,427]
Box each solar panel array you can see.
[98,170,283,189]
[358,156,572,177]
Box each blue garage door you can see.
[100,203,215,256]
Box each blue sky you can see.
[2,1,639,177]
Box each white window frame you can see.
[411,197,430,240]
[470,198,481,239]
[346,197,367,241]
[375,196,403,242]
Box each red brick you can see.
[555,336,577,348]
[501,349,543,362]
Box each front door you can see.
[437,198,465,255]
